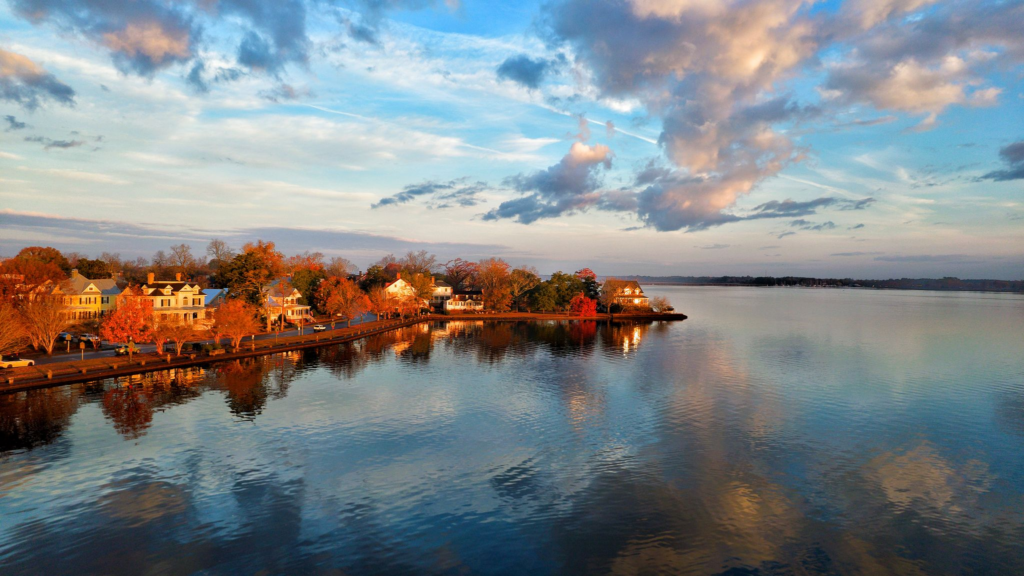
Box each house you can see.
[444,289,484,313]
[383,273,418,301]
[603,280,650,309]
[139,272,207,326]
[266,280,314,326]
[430,279,452,309]
[54,269,121,321]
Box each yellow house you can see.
[55,269,121,321]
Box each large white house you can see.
[266,280,314,326]
[444,289,484,313]
[139,272,206,325]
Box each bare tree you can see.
[400,250,437,275]
[20,295,68,355]
[0,302,28,356]
[169,244,195,275]
[152,250,169,269]
[206,239,235,263]
[326,256,356,277]
[99,252,122,275]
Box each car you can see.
[312,324,327,332]
[0,355,35,369]
[113,343,133,356]
[78,333,101,345]
[57,332,74,342]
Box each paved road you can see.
[29,315,379,366]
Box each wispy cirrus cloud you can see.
[373,178,489,209]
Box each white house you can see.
[444,290,484,313]
[139,272,206,326]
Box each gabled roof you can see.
[604,279,644,292]
[433,280,451,288]
[142,282,205,295]
[66,274,119,296]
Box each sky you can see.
[0,0,1022,279]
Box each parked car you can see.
[57,332,74,342]
[1,355,35,369]
[78,334,101,345]
[113,343,133,356]
[312,324,327,332]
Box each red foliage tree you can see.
[316,277,370,326]
[569,293,598,317]
[100,290,154,361]
[215,299,261,350]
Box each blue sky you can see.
[1,0,1022,278]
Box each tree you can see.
[215,299,261,350]
[316,277,370,326]
[508,266,540,311]
[650,295,671,312]
[546,271,586,310]
[476,258,512,311]
[99,252,122,275]
[267,279,295,331]
[366,287,392,320]
[528,282,559,312]
[600,278,628,313]
[284,251,325,274]
[0,302,28,356]
[74,258,110,278]
[407,273,435,303]
[575,268,601,300]
[0,257,65,303]
[291,267,327,308]
[360,265,391,291]
[99,291,154,362]
[400,250,437,275]
[569,293,598,317]
[215,240,285,308]
[443,258,478,291]
[16,246,70,274]
[206,239,235,265]
[20,295,68,355]
[325,256,356,278]
[154,318,196,356]
[169,244,196,275]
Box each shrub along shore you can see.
[0,312,686,394]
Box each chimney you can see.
[147,272,155,285]
[396,272,401,280]
[71,268,80,278]
[176,272,182,281]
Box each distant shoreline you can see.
[639,282,1024,294]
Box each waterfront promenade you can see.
[0,312,686,393]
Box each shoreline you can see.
[0,312,686,394]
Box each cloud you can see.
[874,254,974,263]
[3,115,27,131]
[832,251,884,256]
[850,223,865,230]
[981,141,1024,181]
[484,141,617,224]
[0,48,76,110]
[695,244,730,250]
[790,219,836,231]
[776,231,796,239]
[24,135,85,150]
[259,83,313,102]
[373,178,489,209]
[496,54,562,89]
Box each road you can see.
[29,315,378,366]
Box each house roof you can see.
[143,282,204,295]
[66,273,119,296]
[433,279,451,288]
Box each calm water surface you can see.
[1,287,1023,575]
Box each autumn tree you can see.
[291,268,327,309]
[0,302,28,356]
[600,278,628,312]
[285,251,325,274]
[0,257,65,302]
[575,268,601,300]
[19,295,69,355]
[267,279,295,331]
[16,246,70,274]
[74,258,110,278]
[316,277,369,326]
[443,258,478,291]
[407,273,435,303]
[215,240,285,309]
[366,287,393,320]
[476,258,512,311]
[99,291,154,361]
[569,293,598,317]
[215,299,261,350]
[508,266,540,311]
[154,318,196,356]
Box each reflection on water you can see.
[1,288,1024,575]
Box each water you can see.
[1,287,1023,575]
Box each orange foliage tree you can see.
[476,258,512,311]
[215,299,261,350]
[366,287,394,320]
[153,318,197,356]
[569,293,598,317]
[100,291,154,361]
[0,301,28,356]
[316,277,369,326]
[0,257,66,303]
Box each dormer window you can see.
[624,288,631,295]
